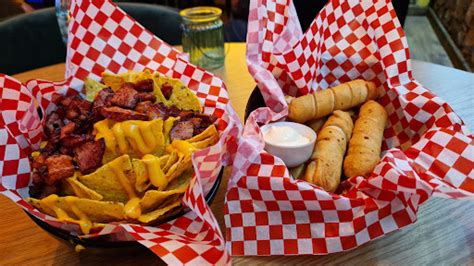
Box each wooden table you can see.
[2,43,474,265]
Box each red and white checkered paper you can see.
[225,0,474,256]
[0,0,242,264]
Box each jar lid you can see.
[180,6,222,23]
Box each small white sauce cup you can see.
[260,122,317,168]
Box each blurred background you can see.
[1,0,472,72]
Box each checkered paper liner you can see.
[0,0,242,264]
[225,0,474,256]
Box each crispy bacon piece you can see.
[60,134,94,149]
[170,121,194,140]
[110,85,138,109]
[134,79,154,92]
[135,92,156,103]
[30,153,47,169]
[60,122,76,139]
[100,106,148,122]
[30,183,60,199]
[93,87,114,110]
[51,93,64,104]
[74,139,105,174]
[89,87,114,123]
[161,83,173,100]
[139,102,169,120]
[44,111,63,137]
[135,101,153,114]
[60,96,73,107]
[44,155,74,185]
[65,96,92,120]
[31,172,43,185]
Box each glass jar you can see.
[55,0,70,44]
[180,7,225,70]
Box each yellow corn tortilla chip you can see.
[164,116,180,145]
[101,71,139,91]
[84,78,108,101]
[101,73,125,91]
[189,134,220,149]
[166,153,192,183]
[134,69,153,82]
[140,183,188,213]
[138,199,181,224]
[28,196,125,224]
[186,125,218,143]
[139,203,183,225]
[132,155,169,193]
[94,119,165,161]
[66,172,103,201]
[166,168,193,190]
[78,155,135,203]
[153,73,201,111]
[162,151,179,173]
[131,158,150,193]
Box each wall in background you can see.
[432,0,474,69]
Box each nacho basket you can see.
[0,1,242,264]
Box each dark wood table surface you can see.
[1,43,473,265]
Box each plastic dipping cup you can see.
[260,122,317,168]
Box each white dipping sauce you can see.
[263,124,310,147]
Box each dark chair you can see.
[0,3,182,75]
[118,3,182,45]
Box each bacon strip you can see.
[74,139,105,174]
[44,155,74,185]
[170,121,194,140]
[101,106,148,121]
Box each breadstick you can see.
[288,80,378,123]
[343,100,387,178]
[304,111,353,192]
[306,117,327,134]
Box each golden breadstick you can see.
[304,111,353,192]
[288,80,378,123]
[289,163,306,179]
[306,117,327,134]
[343,100,387,178]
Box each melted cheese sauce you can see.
[40,194,92,235]
[123,197,141,219]
[108,157,137,199]
[141,154,167,190]
[94,119,165,157]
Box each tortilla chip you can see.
[28,198,56,217]
[162,151,179,173]
[101,73,125,91]
[84,78,108,101]
[95,119,165,161]
[164,116,180,145]
[135,69,153,82]
[133,155,171,192]
[186,125,218,143]
[61,197,125,223]
[166,153,192,183]
[166,168,193,190]
[139,204,183,225]
[78,155,134,203]
[66,172,103,201]
[131,158,150,193]
[153,73,201,111]
[28,196,125,223]
[189,134,220,149]
[140,183,187,213]
[138,199,181,224]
